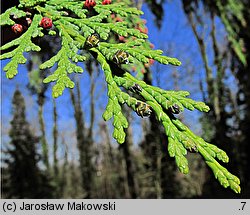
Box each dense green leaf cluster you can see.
[0,0,241,193]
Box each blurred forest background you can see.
[1,0,250,198]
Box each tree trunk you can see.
[52,98,59,197]
[38,96,49,171]
[70,80,93,198]
[119,114,139,198]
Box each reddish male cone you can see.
[149,43,155,49]
[40,17,53,29]
[149,59,155,65]
[115,17,123,22]
[118,36,125,42]
[84,0,96,9]
[102,0,112,5]
[11,24,23,34]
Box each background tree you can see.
[70,78,94,198]
[2,89,53,198]
[140,0,249,197]
[26,37,58,171]
[179,0,249,198]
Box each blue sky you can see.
[1,0,234,161]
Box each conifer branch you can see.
[1,14,43,78]
[0,0,241,193]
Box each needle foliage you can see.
[0,0,241,193]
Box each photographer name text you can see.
[18,201,116,211]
